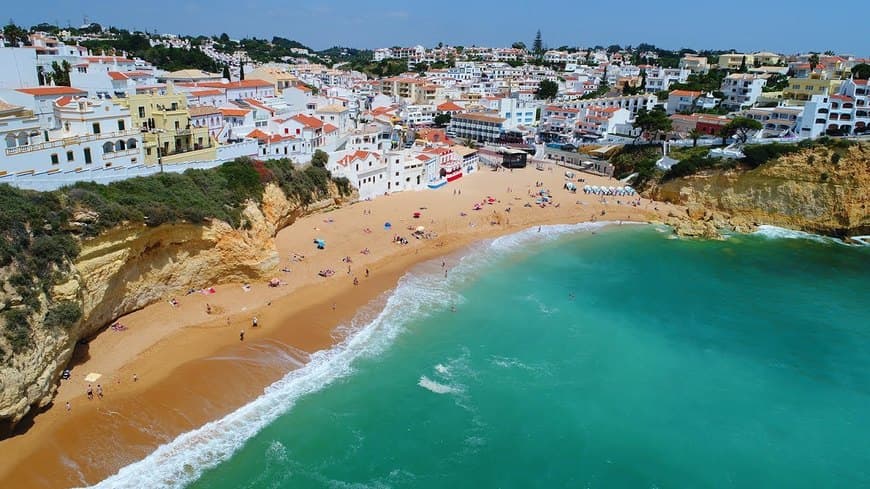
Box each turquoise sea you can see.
[90,224,870,489]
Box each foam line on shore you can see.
[80,222,616,489]
[752,225,852,246]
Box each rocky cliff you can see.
[0,183,345,430]
[649,143,870,239]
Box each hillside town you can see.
[1,23,868,194]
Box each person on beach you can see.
[97,384,103,399]
[86,384,93,400]
[65,401,71,412]
[365,268,369,278]
[332,303,337,311]
[252,316,258,328]
[353,277,359,286]
[133,373,138,382]
[240,330,245,341]
[206,303,212,314]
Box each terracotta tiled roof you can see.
[190,89,224,97]
[437,101,464,111]
[291,113,324,129]
[670,90,702,98]
[219,107,250,117]
[323,123,338,133]
[107,71,129,80]
[15,86,87,96]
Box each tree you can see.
[739,56,747,73]
[808,53,820,72]
[50,60,71,86]
[512,41,526,51]
[311,149,328,168]
[222,64,231,81]
[688,128,702,147]
[532,30,543,57]
[724,117,762,144]
[633,107,672,141]
[535,79,558,100]
[239,60,245,80]
[851,63,870,80]
[433,113,451,127]
[3,23,28,46]
[606,44,621,54]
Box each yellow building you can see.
[753,52,784,66]
[717,53,755,70]
[119,85,215,164]
[247,66,299,94]
[783,74,843,103]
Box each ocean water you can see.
[89,224,870,489]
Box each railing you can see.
[5,129,141,156]
[103,148,140,160]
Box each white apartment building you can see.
[575,106,631,139]
[559,93,657,117]
[0,47,39,88]
[666,90,702,115]
[403,104,436,127]
[0,86,89,129]
[645,67,690,93]
[720,74,767,110]
[1,97,142,175]
[448,112,506,143]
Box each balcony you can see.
[102,148,140,160]
[5,129,140,156]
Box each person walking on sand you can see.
[206,303,212,314]
[133,373,138,382]
[252,316,258,328]
[97,384,103,399]
[240,330,245,341]
[87,384,93,400]
[65,401,71,412]
[365,268,369,278]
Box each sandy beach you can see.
[0,163,681,488]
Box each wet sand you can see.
[0,164,680,488]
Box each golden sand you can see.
[0,165,680,488]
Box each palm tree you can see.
[689,128,702,147]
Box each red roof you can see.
[337,150,376,166]
[55,96,74,107]
[190,89,224,97]
[670,90,702,98]
[219,107,250,117]
[291,113,324,129]
[830,94,854,102]
[107,71,128,80]
[437,101,464,112]
[323,123,338,133]
[15,86,87,96]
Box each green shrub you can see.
[3,309,32,353]
[741,143,801,169]
[43,301,82,329]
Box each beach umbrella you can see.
[384,222,392,229]
[416,226,425,232]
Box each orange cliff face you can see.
[0,183,348,431]
[649,143,870,239]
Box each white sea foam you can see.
[417,375,457,394]
[752,225,848,245]
[80,222,612,489]
[434,363,449,375]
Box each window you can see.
[84,148,92,164]
[66,150,74,162]
[92,122,101,134]
[51,153,59,165]
[138,106,145,118]
[118,120,125,131]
